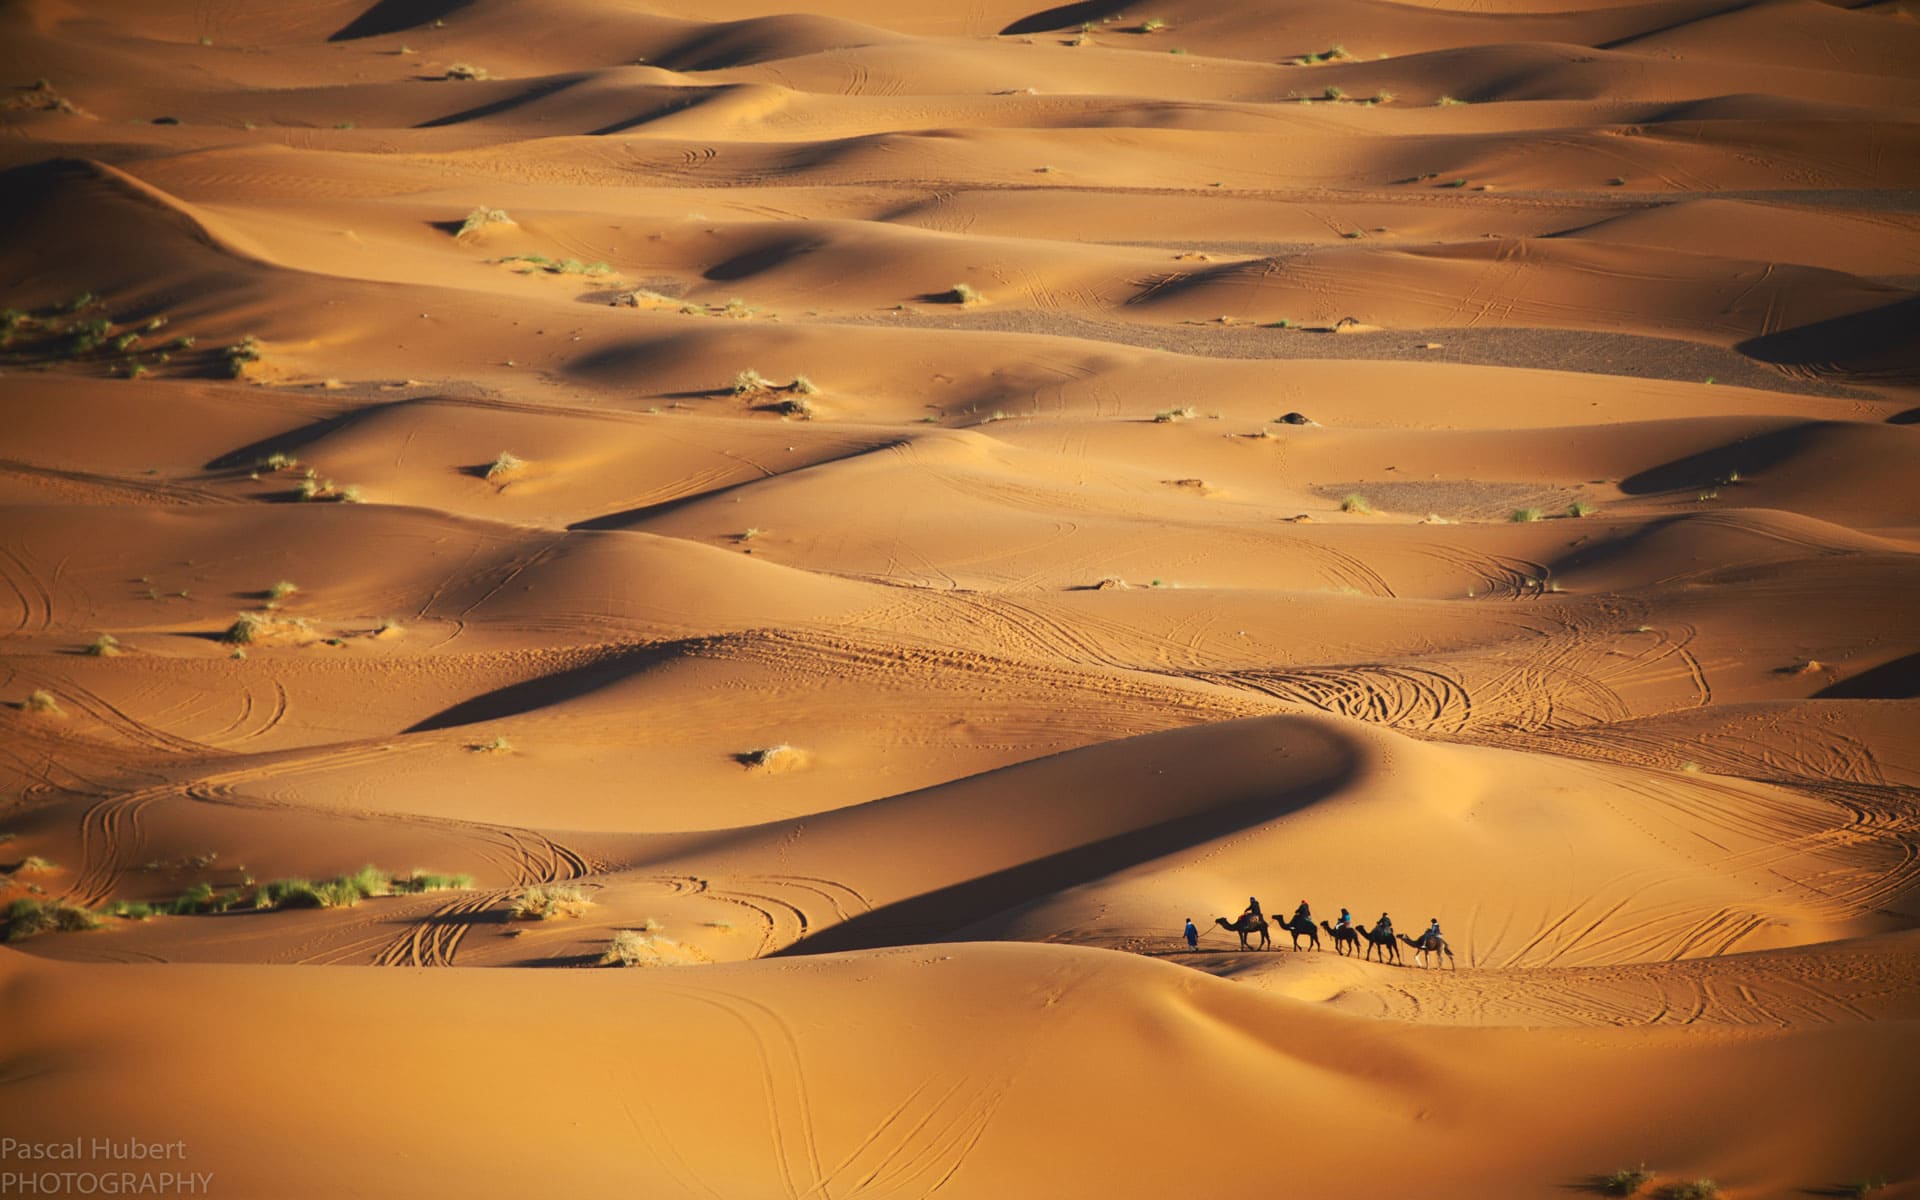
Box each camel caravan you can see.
[1192,898,1456,969]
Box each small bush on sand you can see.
[1568,501,1596,518]
[509,884,593,920]
[267,580,299,604]
[948,282,985,305]
[1436,95,1467,107]
[456,207,513,239]
[1341,493,1372,514]
[223,336,262,378]
[235,612,316,643]
[732,368,772,395]
[107,900,155,920]
[775,396,814,419]
[484,451,524,481]
[21,689,62,715]
[15,856,58,874]
[444,63,489,81]
[256,878,320,909]
[1845,1178,1888,1197]
[1153,406,1197,423]
[789,374,819,396]
[1323,85,1345,101]
[1659,1183,1719,1200]
[1601,1165,1655,1195]
[5,898,102,941]
[1139,17,1167,32]
[393,870,474,893]
[170,882,216,914]
[601,928,694,967]
[85,633,121,656]
[1511,507,1541,522]
[471,735,513,754]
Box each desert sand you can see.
[1,1,1916,1197]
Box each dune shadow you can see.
[1736,293,1920,386]
[1616,422,1823,495]
[999,2,1128,36]
[329,0,474,41]
[403,643,686,732]
[1815,652,1920,700]
[771,758,1356,958]
[415,76,581,128]
[203,401,408,472]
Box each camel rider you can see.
[1378,912,1394,939]
[1241,896,1263,923]
[1336,908,1353,930]
[1292,899,1311,928]
[1424,917,1443,948]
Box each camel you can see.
[1399,932,1456,970]
[1276,913,1320,951]
[1320,920,1361,956]
[1214,914,1270,950]
[1358,920,1402,965]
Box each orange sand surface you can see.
[1,1,1916,1196]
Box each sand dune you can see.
[3,0,1916,1196]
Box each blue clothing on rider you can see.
[1183,919,1199,950]
[1425,919,1443,945]
[1336,908,1353,929]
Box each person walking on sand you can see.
[1184,917,1199,951]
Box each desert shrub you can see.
[1659,1183,1718,1200]
[21,689,62,715]
[1845,1179,1887,1198]
[718,297,759,319]
[267,581,298,603]
[485,451,524,481]
[256,878,321,909]
[456,207,513,239]
[1341,494,1372,514]
[732,369,771,395]
[601,928,693,967]
[444,63,489,81]
[1140,17,1166,32]
[948,282,985,305]
[1568,501,1596,518]
[508,884,593,920]
[775,396,813,419]
[1324,85,1345,101]
[107,900,155,920]
[256,452,296,471]
[15,856,57,874]
[472,735,513,754]
[226,613,263,644]
[789,374,819,395]
[85,633,122,656]
[5,898,102,940]
[170,882,216,914]
[342,864,392,898]
[1512,508,1541,522]
[311,879,364,908]
[223,335,261,377]
[1601,1165,1655,1195]
[738,744,801,770]
[1436,95,1467,106]
[393,870,474,893]
[1153,406,1197,423]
